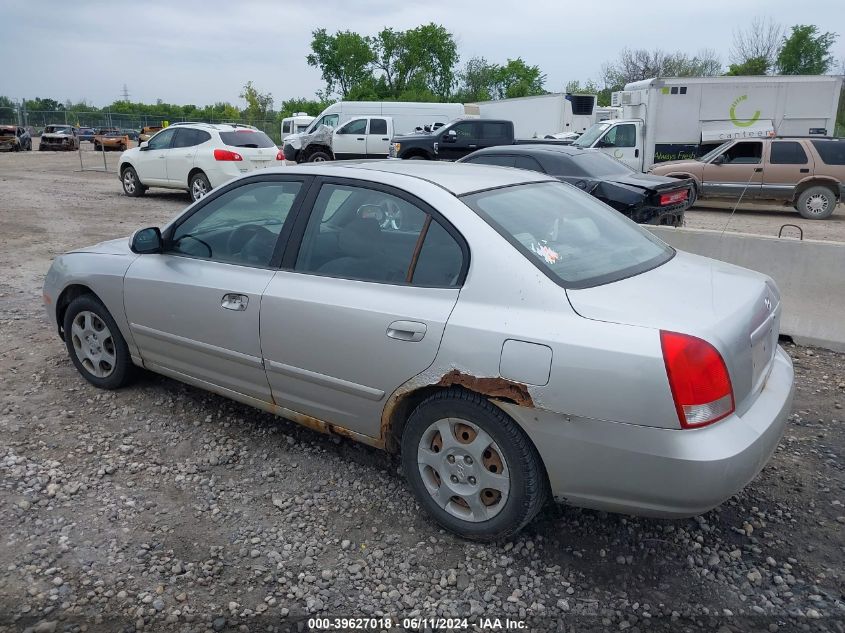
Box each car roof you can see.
[281,160,554,196]
[466,144,592,158]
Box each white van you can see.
[283,101,470,161]
[280,113,315,138]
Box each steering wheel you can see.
[380,199,404,230]
[227,224,271,257]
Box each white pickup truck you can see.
[283,116,395,162]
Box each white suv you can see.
[118,123,284,202]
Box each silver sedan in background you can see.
[43,162,794,540]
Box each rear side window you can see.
[770,141,808,164]
[481,122,509,139]
[219,130,275,148]
[465,155,516,168]
[812,140,845,165]
[463,181,673,289]
[369,118,388,135]
[514,155,545,173]
[172,128,211,149]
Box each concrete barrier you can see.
[649,226,845,352]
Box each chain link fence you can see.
[0,109,283,145]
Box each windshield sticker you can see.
[531,242,560,265]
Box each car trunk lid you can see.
[566,251,781,414]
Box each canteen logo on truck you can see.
[729,95,761,128]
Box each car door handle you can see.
[357,137,365,141]
[158,155,165,159]
[381,137,389,141]
[754,168,763,172]
[799,168,809,173]
[183,153,193,158]
[635,149,640,158]
[468,144,477,149]
[221,293,249,311]
[386,320,426,342]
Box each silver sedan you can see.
[43,161,794,540]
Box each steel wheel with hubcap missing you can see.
[418,417,510,522]
[63,295,135,389]
[402,389,548,541]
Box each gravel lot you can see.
[1,147,844,633]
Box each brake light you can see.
[276,150,284,161]
[659,190,688,206]
[660,331,734,428]
[214,148,243,161]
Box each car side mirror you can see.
[139,141,149,150]
[712,154,725,165]
[130,227,162,254]
[442,130,457,143]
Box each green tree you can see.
[564,79,612,107]
[24,97,64,112]
[277,97,333,121]
[494,58,546,99]
[777,25,838,74]
[307,29,374,98]
[725,56,770,75]
[239,81,274,121]
[453,57,499,102]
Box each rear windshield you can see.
[569,151,633,177]
[0,127,14,135]
[812,140,845,165]
[462,181,673,288]
[219,130,276,148]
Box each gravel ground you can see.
[1,147,844,633]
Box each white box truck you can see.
[573,75,844,171]
[476,93,598,138]
[282,100,470,162]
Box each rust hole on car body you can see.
[435,370,534,408]
[268,405,384,450]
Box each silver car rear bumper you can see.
[499,346,794,518]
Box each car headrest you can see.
[338,218,383,259]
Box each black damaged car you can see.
[459,144,693,226]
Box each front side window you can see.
[462,181,672,288]
[282,121,292,134]
[294,183,463,286]
[337,119,367,135]
[600,123,636,148]
[447,122,475,140]
[147,128,176,150]
[722,141,762,164]
[169,180,303,267]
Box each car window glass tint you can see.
[480,122,509,139]
[723,141,762,164]
[514,155,545,172]
[412,219,464,287]
[769,141,808,164]
[148,128,176,150]
[338,119,367,135]
[602,124,636,148]
[282,121,291,134]
[466,155,515,168]
[370,118,388,135]
[811,140,845,165]
[295,184,429,284]
[450,122,475,140]
[169,181,302,267]
[219,130,275,148]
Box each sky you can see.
[2,0,844,108]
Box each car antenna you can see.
[720,164,759,239]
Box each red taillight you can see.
[658,189,688,206]
[276,150,284,161]
[660,330,734,428]
[214,148,243,161]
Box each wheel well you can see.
[55,284,97,338]
[402,149,431,160]
[187,167,206,186]
[119,162,132,176]
[304,145,333,160]
[382,381,534,454]
[794,180,838,202]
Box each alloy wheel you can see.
[70,311,116,378]
[123,170,136,194]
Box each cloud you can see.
[2,0,843,107]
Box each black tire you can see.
[189,172,212,202]
[121,166,145,197]
[401,389,548,541]
[94,142,101,151]
[796,186,836,220]
[306,150,331,162]
[407,154,427,160]
[686,185,697,209]
[26,139,32,151]
[63,295,135,390]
